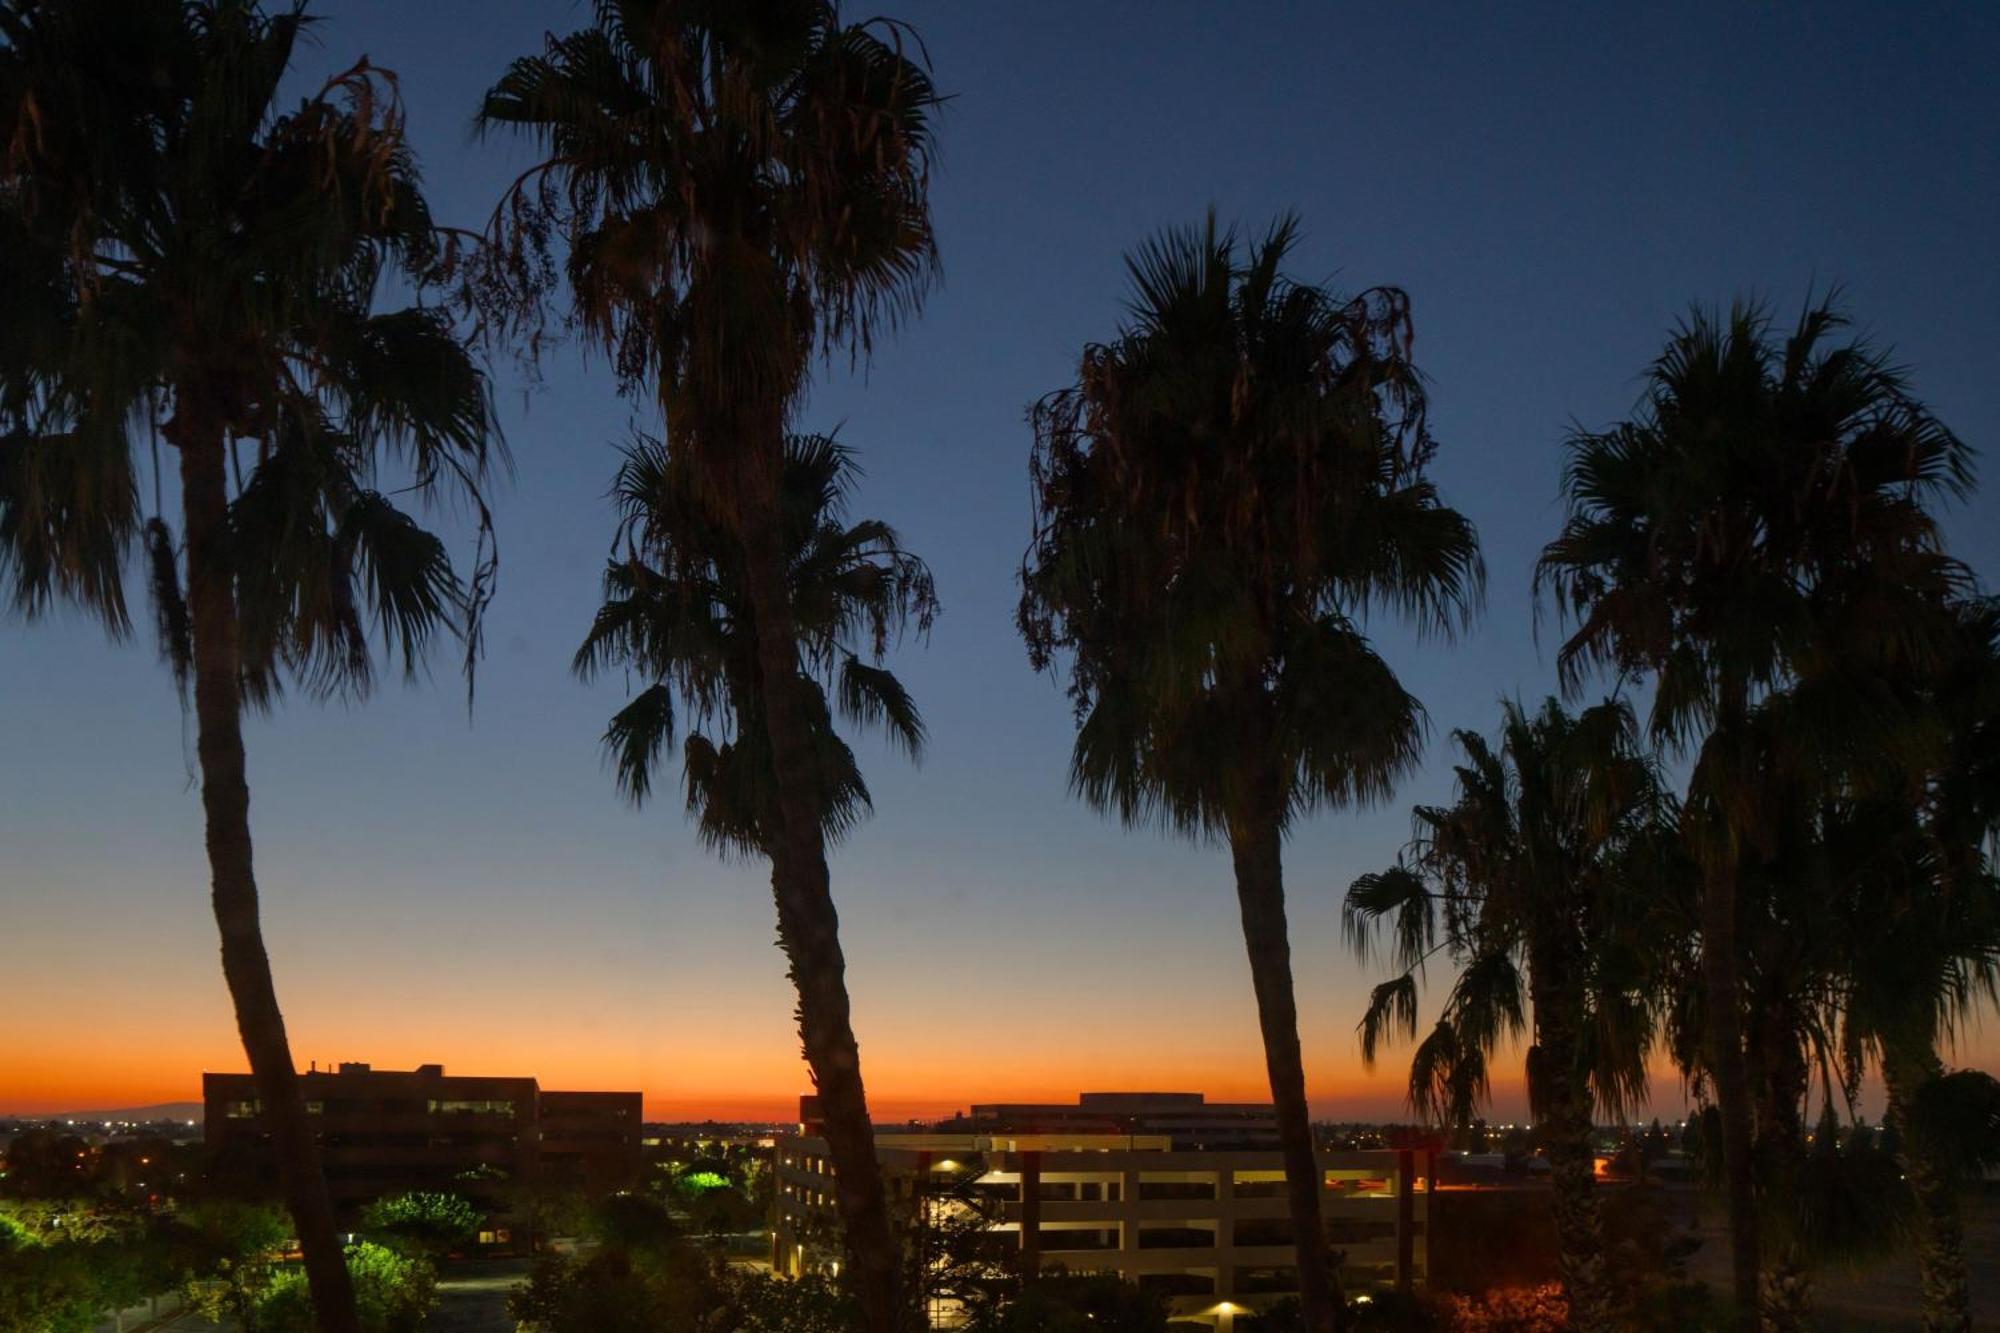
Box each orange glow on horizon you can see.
[11,1026,1985,1123]
[0,1025,1528,1123]
[7,906,1988,1124]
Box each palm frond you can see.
[604,683,677,806]
[578,430,931,854]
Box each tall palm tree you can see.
[1344,698,1668,1332]
[0,3,498,1329]
[478,10,939,1322]
[1832,598,2000,1332]
[574,430,935,860]
[1536,298,1973,1327]
[1019,216,1482,1333]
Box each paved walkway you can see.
[425,1257,532,1332]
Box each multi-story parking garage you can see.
[773,1093,1431,1330]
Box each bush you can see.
[1433,1284,1568,1333]
[711,1267,854,1333]
[0,1243,101,1333]
[0,1216,181,1333]
[254,1243,438,1333]
[960,1272,1170,1333]
[359,1191,481,1258]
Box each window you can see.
[1232,1171,1287,1199]
[1138,1174,1215,1201]
[1234,1218,1295,1248]
[1324,1219,1395,1245]
[1040,1227,1119,1253]
[428,1100,516,1116]
[1137,1226,1215,1250]
[225,1100,261,1119]
[1137,1272,1215,1297]
[1233,1265,1299,1295]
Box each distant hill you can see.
[7,1102,202,1123]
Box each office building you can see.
[775,1092,1431,1330]
[203,1062,641,1248]
[938,1091,1280,1151]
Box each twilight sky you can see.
[4,1,1998,1123]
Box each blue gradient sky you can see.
[4,1,1997,1120]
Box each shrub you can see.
[1434,1283,1568,1333]
[255,1242,437,1333]
[358,1191,481,1258]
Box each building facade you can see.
[939,1092,1280,1151]
[203,1062,641,1249]
[774,1093,1432,1330]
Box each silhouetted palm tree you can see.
[0,3,498,1328]
[574,430,935,859]
[1833,598,2000,1332]
[1019,216,1482,1333]
[1537,298,1974,1328]
[1345,698,1668,1332]
[478,10,939,1321]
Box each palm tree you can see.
[1018,216,1482,1333]
[0,4,497,1330]
[1624,705,1841,1329]
[478,10,939,1322]
[1536,298,1973,1327]
[574,430,935,859]
[1832,598,2000,1332]
[1344,698,1668,1332]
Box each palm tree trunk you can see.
[1229,809,1343,1333]
[1700,845,1760,1329]
[1695,706,1762,1330]
[1524,947,1611,1331]
[174,414,359,1333]
[1753,998,1812,1332]
[735,451,901,1333]
[1883,1043,1971,1333]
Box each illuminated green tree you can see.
[257,1243,438,1333]
[180,1202,291,1330]
[0,5,499,1329]
[1019,216,1481,1333]
[0,1243,102,1333]
[358,1192,480,1260]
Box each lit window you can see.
[428,1100,516,1117]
